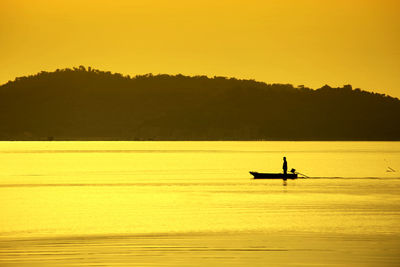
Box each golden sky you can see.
[1,0,399,97]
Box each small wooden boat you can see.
[250,171,298,179]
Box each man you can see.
[283,157,287,175]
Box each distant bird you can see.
[386,167,396,172]
[385,159,396,172]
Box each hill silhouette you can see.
[1,66,399,141]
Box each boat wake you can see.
[306,176,400,180]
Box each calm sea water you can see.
[0,141,399,266]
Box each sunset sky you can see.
[1,0,399,97]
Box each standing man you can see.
[283,157,288,175]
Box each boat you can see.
[250,171,298,179]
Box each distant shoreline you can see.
[1,67,400,141]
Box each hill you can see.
[1,66,399,140]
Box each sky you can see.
[1,0,399,97]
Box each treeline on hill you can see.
[0,66,399,140]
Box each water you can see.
[0,141,399,266]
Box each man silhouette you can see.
[283,157,287,175]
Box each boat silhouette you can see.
[249,171,298,179]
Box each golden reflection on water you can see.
[0,142,400,266]
[1,182,399,237]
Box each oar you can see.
[290,168,309,178]
[296,171,309,178]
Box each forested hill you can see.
[1,67,400,140]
